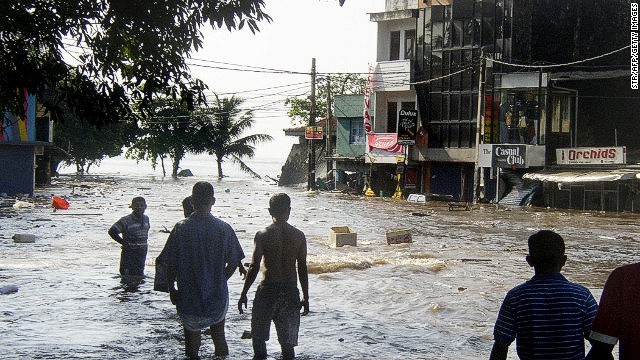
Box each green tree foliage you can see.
[0,0,270,127]
[285,74,365,126]
[53,106,136,174]
[126,98,201,177]
[197,95,273,179]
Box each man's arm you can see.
[238,234,263,314]
[224,263,238,280]
[297,235,309,316]
[108,225,123,244]
[166,264,178,305]
[488,340,508,360]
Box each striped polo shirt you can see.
[493,273,598,360]
[110,213,150,245]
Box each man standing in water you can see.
[180,195,246,278]
[108,196,150,277]
[162,182,244,359]
[489,230,598,360]
[238,193,309,360]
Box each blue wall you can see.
[0,145,35,195]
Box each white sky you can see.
[188,0,386,161]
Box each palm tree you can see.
[199,94,273,179]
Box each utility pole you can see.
[472,52,486,205]
[307,58,317,191]
[326,76,332,157]
[326,75,334,190]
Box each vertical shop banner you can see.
[363,63,374,133]
[397,109,418,145]
[483,95,495,143]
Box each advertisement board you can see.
[305,126,323,140]
[556,147,626,165]
[397,109,418,145]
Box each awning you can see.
[523,169,640,183]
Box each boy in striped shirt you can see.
[489,230,598,360]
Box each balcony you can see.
[374,59,412,92]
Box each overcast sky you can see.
[188,0,386,161]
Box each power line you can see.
[485,45,631,69]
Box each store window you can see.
[350,119,365,145]
[405,30,416,60]
[387,102,398,133]
[498,91,544,144]
[552,95,571,133]
[390,31,400,61]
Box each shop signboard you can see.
[492,144,526,168]
[397,109,418,145]
[365,133,404,164]
[556,146,626,165]
[305,126,323,140]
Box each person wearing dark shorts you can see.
[238,193,309,360]
[108,196,150,277]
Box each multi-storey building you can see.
[368,0,638,210]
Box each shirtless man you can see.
[238,193,309,360]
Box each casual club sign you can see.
[397,109,418,145]
[493,145,526,168]
[556,147,626,165]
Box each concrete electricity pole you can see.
[472,52,486,204]
[307,58,317,191]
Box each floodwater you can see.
[1,174,638,359]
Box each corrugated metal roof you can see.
[523,169,640,183]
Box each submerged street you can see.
[0,174,636,359]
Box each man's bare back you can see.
[238,193,309,360]
[254,221,305,284]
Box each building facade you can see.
[367,0,638,210]
[1,93,55,196]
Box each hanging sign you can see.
[363,63,374,133]
[397,109,418,145]
[305,126,323,139]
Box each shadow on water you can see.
[111,275,146,301]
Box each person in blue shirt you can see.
[489,230,598,360]
[108,196,150,277]
[161,182,244,359]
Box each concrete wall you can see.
[0,145,35,195]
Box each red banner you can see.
[367,133,403,153]
[363,63,374,133]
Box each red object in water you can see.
[52,196,70,210]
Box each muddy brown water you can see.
[1,175,636,359]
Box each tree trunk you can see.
[161,157,166,177]
[216,155,224,179]
[171,151,184,177]
[75,161,85,175]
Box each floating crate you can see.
[386,229,412,245]
[13,234,36,243]
[329,226,357,247]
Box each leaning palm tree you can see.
[199,94,273,179]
